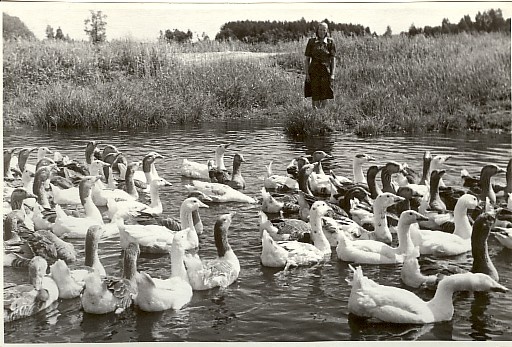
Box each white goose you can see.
[52,176,112,239]
[260,201,333,270]
[92,160,138,207]
[183,213,240,290]
[181,143,230,180]
[263,160,298,191]
[134,230,193,312]
[336,210,428,264]
[185,180,256,203]
[347,264,507,324]
[117,197,208,254]
[351,192,406,244]
[411,194,480,256]
[107,177,172,218]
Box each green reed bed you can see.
[3,33,510,135]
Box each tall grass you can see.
[3,33,510,134]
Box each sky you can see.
[2,1,511,41]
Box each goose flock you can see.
[2,142,511,331]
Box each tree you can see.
[84,10,107,44]
[3,13,36,40]
[383,25,392,37]
[46,25,55,39]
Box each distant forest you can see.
[3,8,510,43]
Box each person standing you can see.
[304,22,336,109]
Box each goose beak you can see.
[198,200,209,208]
[163,179,172,186]
[394,196,406,203]
[416,213,430,222]
[367,155,376,162]
[26,192,38,199]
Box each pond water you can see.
[3,120,512,343]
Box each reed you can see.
[3,33,510,135]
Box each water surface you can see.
[3,120,512,342]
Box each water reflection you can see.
[469,292,494,341]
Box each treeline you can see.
[215,18,369,43]
[408,8,510,36]
[3,13,35,40]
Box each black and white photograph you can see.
[2,0,511,343]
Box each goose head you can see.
[89,160,109,176]
[397,186,423,200]
[233,153,245,165]
[142,152,162,173]
[430,154,451,171]
[36,146,53,160]
[430,170,446,187]
[458,193,480,210]
[310,150,332,163]
[354,153,375,164]
[79,175,102,205]
[399,210,429,227]
[383,161,404,174]
[17,147,37,171]
[10,188,37,210]
[85,141,100,164]
[101,144,120,160]
[28,256,48,290]
[374,192,405,210]
[181,196,209,213]
[150,177,172,189]
[213,212,236,257]
[440,272,508,293]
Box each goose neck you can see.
[453,204,471,239]
[33,175,50,208]
[181,207,198,248]
[372,206,390,242]
[123,252,138,280]
[232,160,242,175]
[170,246,188,281]
[214,225,231,257]
[215,152,227,171]
[427,280,456,322]
[353,161,365,183]
[396,220,414,254]
[310,210,330,253]
[471,230,499,281]
[381,168,394,193]
[149,184,161,208]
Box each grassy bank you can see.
[3,33,510,135]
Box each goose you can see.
[103,151,127,174]
[3,187,37,216]
[412,194,480,256]
[286,156,310,180]
[80,242,139,315]
[185,180,256,203]
[493,227,512,249]
[4,147,22,179]
[260,187,298,215]
[52,176,109,239]
[263,160,298,191]
[461,164,507,205]
[353,154,376,184]
[24,147,53,173]
[400,246,440,289]
[181,143,230,179]
[32,164,59,209]
[336,210,428,264]
[107,177,172,218]
[258,211,310,242]
[3,167,35,203]
[347,264,507,324]
[381,161,405,195]
[4,209,77,265]
[85,140,101,173]
[4,256,59,322]
[134,230,193,312]
[183,213,240,290]
[366,165,384,199]
[350,192,405,243]
[308,161,335,196]
[260,201,334,269]
[129,152,163,187]
[49,183,81,206]
[92,160,139,206]
[225,153,247,190]
[117,196,209,254]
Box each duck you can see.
[134,230,193,312]
[263,160,298,191]
[183,213,240,290]
[108,177,172,218]
[347,264,507,324]
[352,154,376,184]
[412,194,480,256]
[80,242,139,315]
[117,196,209,254]
[350,192,406,243]
[52,176,109,239]
[336,210,428,264]
[185,180,257,203]
[4,256,59,322]
[181,143,230,180]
